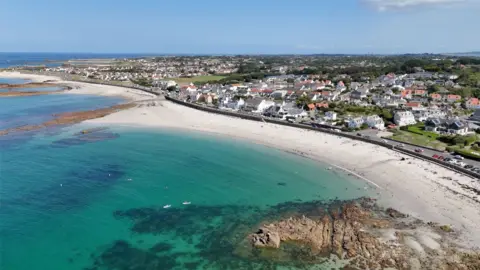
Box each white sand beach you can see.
[88,98,480,247]
[0,71,156,101]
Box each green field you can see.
[169,75,226,84]
[390,130,448,150]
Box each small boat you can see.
[163,205,171,209]
[182,201,191,205]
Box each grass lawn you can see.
[406,124,440,139]
[390,131,448,150]
[169,75,226,85]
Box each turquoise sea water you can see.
[0,94,124,130]
[1,126,372,270]
[0,78,29,84]
[0,77,373,269]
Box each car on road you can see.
[457,162,467,167]
[414,148,424,153]
[432,154,439,159]
[397,144,405,148]
[438,156,445,160]
[356,133,362,136]
[444,157,452,162]
[465,164,474,169]
[454,155,464,160]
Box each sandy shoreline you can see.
[87,98,480,248]
[3,71,480,248]
[0,71,156,101]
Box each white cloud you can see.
[363,0,467,11]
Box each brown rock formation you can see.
[0,103,135,136]
[0,82,60,89]
[251,228,280,248]
[248,203,480,269]
[0,89,65,97]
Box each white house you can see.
[221,96,243,110]
[394,111,417,126]
[186,84,198,93]
[364,115,385,130]
[336,81,347,92]
[348,117,365,129]
[325,111,337,121]
[270,90,288,100]
[255,100,276,113]
[412,108,447,122]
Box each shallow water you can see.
[1,125,374,270]
[0,78,30,84]
[0,86,64,92]
[0,94,124,130]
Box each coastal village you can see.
[3,54,480,269]
[13,55,480,173]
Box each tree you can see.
[296,96,312,109]
[427,85,440,94]
[360,123,369,130]
[381,109,393,121]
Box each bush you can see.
[454,148,480,161]
[446,146,456,152]
[452,135,477,146]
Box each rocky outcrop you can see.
[248,203,480,269]
[0,89,65,97]
[0,103,136,136]
[0,82,60,89]
[251,228,280,248]
[250,204,402,265]
[386,207,408,218]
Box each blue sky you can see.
[0,0,478,54]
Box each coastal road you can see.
[356,129,480,174]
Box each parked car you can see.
[432,154,439,159]
[356,133,362,136]
[438,156,445,160]
[415,148,424,153]
[444,157,452,162]
[465,164,474,169]
[454,155,464,160]
[398,144,405,148]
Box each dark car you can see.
[357,133,362,136]
[465,164,474,169]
